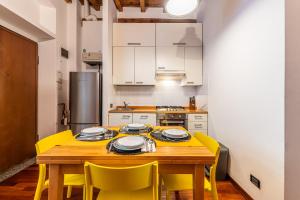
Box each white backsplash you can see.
[113,80,207,108]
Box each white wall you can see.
[102,0,117,125]
[114,80,207,108]
[285,0,300,199]
[201,0,284,199]
[38,0,69,138]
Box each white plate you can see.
[115,136,145,150]
[162,129,188,139]
[126,123,146,129]
[81,127,107,135]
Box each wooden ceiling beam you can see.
[140,0,146,12]
[65,0,72,3]
[113,0,123,12]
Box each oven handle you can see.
[161,120,185,124]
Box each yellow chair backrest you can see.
[84,161,158,199]
[35,130,74,154]
[194,132,220,185]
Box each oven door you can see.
[159,119,187,129]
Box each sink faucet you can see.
[123,101,129,109]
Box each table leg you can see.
[49,164,64,200]
[193,164,204,200]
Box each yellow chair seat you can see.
[44,174,85,187]
[97,187,154,200]
[162,174,211,191]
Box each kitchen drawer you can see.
[188,121,207,130]
[133,113,156,126]
[189,129,208,135]
[108,113,133,126]
[188,114,207,122]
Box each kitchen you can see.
[0,0,296,200]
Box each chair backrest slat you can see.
[35,130,73,154]
[84,161,158,199]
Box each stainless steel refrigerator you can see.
[69,72,102,134]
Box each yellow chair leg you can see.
[211,184,219,200]
[34,165,46,200]
[67,186,72,198]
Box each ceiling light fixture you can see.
[165,0,199,16]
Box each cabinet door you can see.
[108,113,133,126]
[113,47,135,85]
[113,23,155,46]
[156,23,202,46]
[188,114,207,122]
[182,47,203,86]
[156,46,185,71]
[133,113,157,126]
[135,47,156,85]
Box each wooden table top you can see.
[37,126,215,166]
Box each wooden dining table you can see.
[36,126,215,200]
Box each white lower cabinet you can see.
[133,113,156,126]
[108,113,133,126]
[187,114,208,135]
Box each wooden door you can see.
[0,26,37,173]
[134,47,156,85]
[113,47,135,85]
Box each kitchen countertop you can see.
[108,106,208,114]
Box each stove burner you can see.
[156,106,185,112]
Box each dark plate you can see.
[150,130,191,142]
[119,126,153,134]
[106,136,156,155]
[75,130,118,141]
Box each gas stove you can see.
[156,106,185,112]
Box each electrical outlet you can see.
[250,174,261,189]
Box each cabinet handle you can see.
[194,124,203,128]
[125,81,133,84]
[136,81,143,84]
[128,43,141,45]
[187,82,195,84]
[140,116,148,119]
[173,42,186,46]
[122,115,131,119]
[195,116,203,119]
[158,67,166,70]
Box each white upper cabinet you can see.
[135,47,156,85]
[156,23,202,47]
[113,47,156,85]
[113,47,135,85]
[156,46,185,71]
[113,23,156,46]
[182,47,203,86]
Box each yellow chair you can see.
[161,132,220,200]
[34,130,85,200]
[84,161,159,200]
